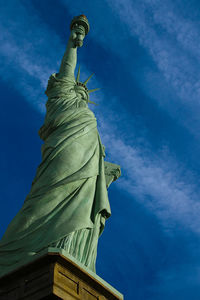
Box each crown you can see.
[76,66,100,105]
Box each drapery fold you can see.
[0,74,110,276]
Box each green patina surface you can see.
[0,15,121,277]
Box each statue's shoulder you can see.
[48,72,75,85]
[45,73,76,97]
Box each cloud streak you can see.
[105,0,200,137]
[99,116,200,234]
[0,0,64,111]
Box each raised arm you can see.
[58,15,89,79]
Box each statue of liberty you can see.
[0,15,120,277]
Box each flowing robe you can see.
[0,73,111,276]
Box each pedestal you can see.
[0,248,123,300]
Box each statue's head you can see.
[75,66,99,105]
[75,84,89,102]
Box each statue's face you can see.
[75,86,88,102]
[72,24,85,47]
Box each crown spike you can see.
[76,66,81,82]
[88,100,98,105]
[84,73,94,85]
[88,88,100,93]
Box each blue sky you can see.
[1,0,200,299]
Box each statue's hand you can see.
[70,24,86,48]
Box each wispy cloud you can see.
[0,0,64,111]
[106,0,200,103]
[149,0,200,59]
[105,0,200,136]
[99,115,200,234]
